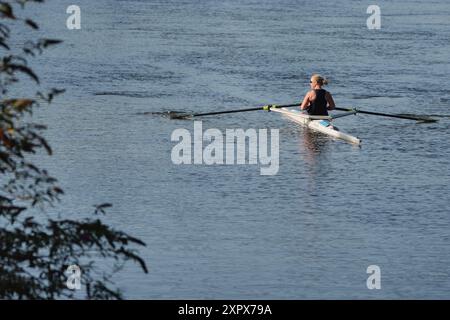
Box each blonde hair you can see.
[311,74,329,86]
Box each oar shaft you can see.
[191,107,263,117]
[191,103,299,117]
[335,107,435,122]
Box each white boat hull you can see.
[271,108,361,145]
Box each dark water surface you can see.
[18,0,450,298]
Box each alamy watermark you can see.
[171,121,279,175]
[66,5,81,30]
[366,265,381,290]
[367,5,381,29]
[66,264,81,290]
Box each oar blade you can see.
[416,118,438,123]
[168,111,193,120]
[397,114,438,123]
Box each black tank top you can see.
[308,89,328,116]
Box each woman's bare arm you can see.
[300,91,312,110]
[325,91,335,110]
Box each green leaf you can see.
[25,19,39,30]
[0,39,9,50]
[0,3,15,19]
[9,64,40,83]
[39,39,63,48]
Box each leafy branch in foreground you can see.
[0,1,148,299]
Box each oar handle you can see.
[264,103,299,111]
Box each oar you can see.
[335,107,438,123]
[169,103,299,119]
[399,113,450,119]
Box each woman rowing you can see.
[300,74,335,116]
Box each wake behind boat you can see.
[271,107,361,145]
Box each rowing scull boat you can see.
[271,107,361,145]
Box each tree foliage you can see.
[0,1,148,299]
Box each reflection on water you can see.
[297,128,331,201]
[301,128,329,159]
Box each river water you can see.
[16,0,450,298]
